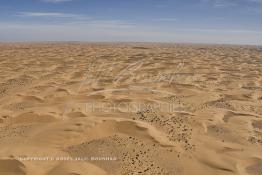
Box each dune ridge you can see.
[0,43,261,175]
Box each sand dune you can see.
[0,43,261,175]
[0,159,26,175]
[47,162,108,175]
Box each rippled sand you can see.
[0,43,261,175]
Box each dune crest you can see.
[0,43,261,175]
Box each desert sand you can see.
[0,43,261,175]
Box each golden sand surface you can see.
[0,43,261,175]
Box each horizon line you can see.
[0,41,262,47]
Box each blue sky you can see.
[0,0,262,45]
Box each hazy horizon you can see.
[1,0,262,45]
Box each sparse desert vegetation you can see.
[0,43,262,175]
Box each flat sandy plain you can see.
[0,43,261,175]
